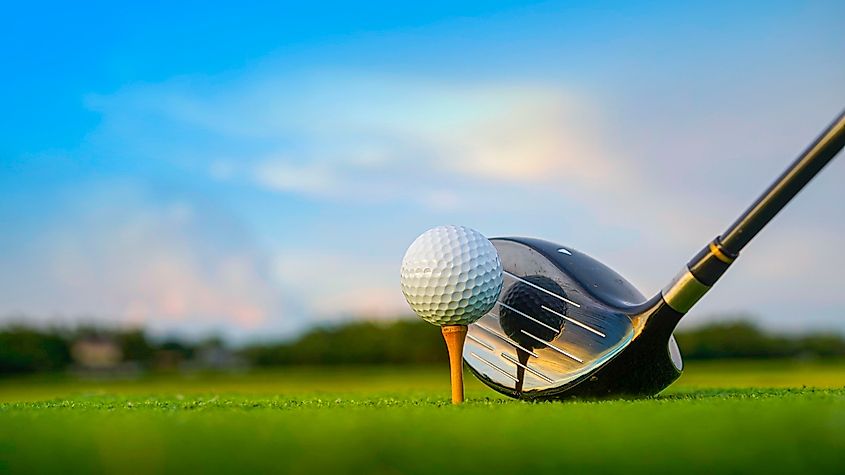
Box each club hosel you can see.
[662,238,736,313]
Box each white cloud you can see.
[0,184,292,337]
[75,68,845,334]
[90,72,630,202]
[89,71,731,258]
[272,249,408,323]
[253,160,338,196]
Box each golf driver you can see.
[463,109,845,399]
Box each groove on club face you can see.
[475,321,540,358]
[502,271,581,307]
[469,352,519,383]
[497,301,562,334]
[500,352,555,383]
[519,329,583,363]
[541,304,606,337]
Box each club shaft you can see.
[718,110,845,256]
[663,109,845,314]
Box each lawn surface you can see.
[1,361,844,474]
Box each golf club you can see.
[463,109,845,399]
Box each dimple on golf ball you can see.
[400,225,504,326]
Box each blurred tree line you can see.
[674,321,845,360]
[1,318,844,375]
[0,325,213,375]
[242,320,447,366]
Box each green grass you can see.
[1,361,845,474]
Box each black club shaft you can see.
[718,110,845,256]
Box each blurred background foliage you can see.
[2,316,844,376]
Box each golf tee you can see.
[441,325,468,404]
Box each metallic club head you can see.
[463,109,845,400]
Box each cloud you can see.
[87,71,724,250]
[253,160,338,196]
[0,183,291,337]
[88,72,628,204]
[75,67,845,334]
[272,249,408,323]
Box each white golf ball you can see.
[400,225,504,326]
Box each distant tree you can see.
[793,334,845,358]
[675,319,845,360]
[242,319,447,366]
[0,326,72,374]
[117,329,155,365]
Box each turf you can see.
[1,361,844,474]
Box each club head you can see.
[463,237,685,399]
[462,111,845,400]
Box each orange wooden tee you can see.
[440,325,468,404]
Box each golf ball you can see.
[400,225,503,326]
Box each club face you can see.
[463,237,648,399]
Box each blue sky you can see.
[1,1,844,340]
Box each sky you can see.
[1,1,844,341]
